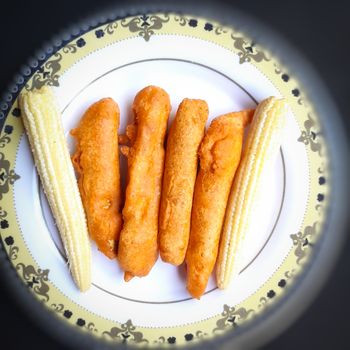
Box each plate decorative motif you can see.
[0,12,329,347]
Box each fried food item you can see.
[118,86,171,280]
[159,99,208,265]
[186,109,254,299]
[217,98,287,289]
[71,98,122,259]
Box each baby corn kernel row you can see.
[216,97,287,290]
[20,87,91,292]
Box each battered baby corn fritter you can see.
[118,86,171,281]
[186,109,254,299]
[159,99,208,266]
[71,98,123,259]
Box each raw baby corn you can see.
[216,97,287,290]
[20,86,91,292]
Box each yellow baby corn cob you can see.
[20,86,91,292]
[216,97,287,289]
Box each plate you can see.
[0,11,333,348]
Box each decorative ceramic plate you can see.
[0,11,333,348]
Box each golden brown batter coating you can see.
[159,99,208,265]
[71,98,123,259]
[186,109,254,299]
[118,86,171,280]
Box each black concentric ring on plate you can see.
[0,1,348,349]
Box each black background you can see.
[0,0,349,349]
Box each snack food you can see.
[20,86,91,292]
[216,97,287,289]
[159,99,209,266]
[186,109,254,299]
[71,98,123,259]
[118,86,171,280]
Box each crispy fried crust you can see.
[186,109,254,299]
[159,99,208,265]
[71,98,123,259]
[118,86,171,280]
